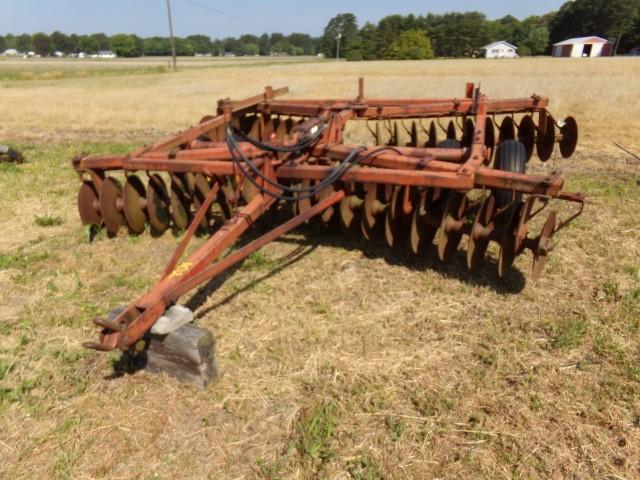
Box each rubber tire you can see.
[437,139,461,149]
[493,140,526,210]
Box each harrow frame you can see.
[73,79,585,353]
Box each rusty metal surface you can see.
[72,79,586,354]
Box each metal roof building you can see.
[552,36,613,57]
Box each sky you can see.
[0,0,566,38]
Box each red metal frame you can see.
[73,79,585,353]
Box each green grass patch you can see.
[243,250,271,270]
[547,318,589,350]
[296,399,339,466]
[385,416,406,442]
[567,176,640,200]
[0,249,50,270]
[0,359,13,381]
[35,214,64,227]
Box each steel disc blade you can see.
[446,120,457,140]
[406,122,418,147]
[461,118,475,148]
[409,190,438,256]
[517,115,536,160]
[536,113,556,161]
[193,173,214,229]
[78,181,102,225]
[437,193,467,262]
[262,116,274,141]
[146,174,170,234]
[384,187,412,248]
[559,116,578,158]
[467,196,495,269]
[317,186,337,224]
[498,233,517,277]
[170,175,191,231]
[386,122,399,146]
[285,117,295,135]
[339,194,362,232]
[123,175,147,234]
[532,210,557,280]
[99,177,124,235]
[275,117,288,140]
[238,114,256,135]
[296,180,314,216]
[427,121,438,147]
[499,117,516,143]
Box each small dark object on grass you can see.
[0,145,24,163]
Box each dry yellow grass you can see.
[0,57,639,479]
[1,56,639,149]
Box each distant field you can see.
[1,56,639,149]
[0,57,639,479]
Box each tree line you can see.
[0,31,319,57]
[1,0,638,59]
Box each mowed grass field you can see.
[0,56,639,479]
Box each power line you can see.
[178,0,271,31]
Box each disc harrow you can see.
[72,80,586,353]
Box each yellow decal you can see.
[170,262,193,279]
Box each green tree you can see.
[521,26,549,55]
[110,34,142,57]
[32,32,51,56]
[67,34,80,53]
[272,41,295,55]
[376,15,406,53]
[50,31,69,53]
[16,34,32,53]
[288,33,315,54]
[143,37,170,56]
[385,29,434,59]
[320,13,359,58]
[242,43,260,56]
[211,39,223,56]
[3,34,16,49]
[258,33,271,55]
[359,22,380,60]
[0,36,5,52]
[79,35,99,54]
[91,33,110,51]
[175,38,195,56]
[186,34,212,54]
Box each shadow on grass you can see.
[275,222,527,295]
[188,243,319,317]
[186,214,525,320]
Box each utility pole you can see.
[336,33,342,60]
[166,0,177,71]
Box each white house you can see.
[481,41,518,59]
[97,50,117,59]
[1,49,18,56]
[552,36,613,57]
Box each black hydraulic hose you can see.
[225,123,403,202]
[231,123,327,153]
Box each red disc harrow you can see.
[73,79,585,353]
